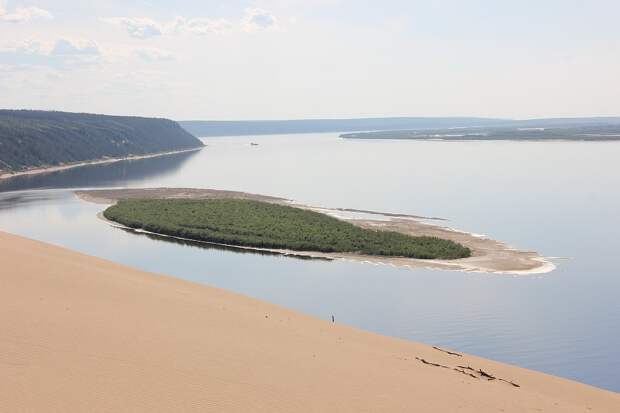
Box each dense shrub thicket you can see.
[104,199,471,260]
[0,110,204,172]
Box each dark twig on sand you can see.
[432,346,463,357]
[453,368,479,379]
[415,357,450,369]
[498,378,521,388]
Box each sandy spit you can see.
[76,188,554,275]
[0,231,618,412]
[0,147,203,181]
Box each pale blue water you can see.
[1,133,619,391]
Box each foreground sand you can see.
[77,187,553,274]
[1,231,618,412]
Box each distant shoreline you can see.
[341,136,620,142]
[340,127,620,141]
[0,147,203,181]
[179,116,620,137]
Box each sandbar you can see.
[77,187,555,275]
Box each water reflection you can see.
[0,189,70,210]
[120,226,333,261]
[0,150,200,192]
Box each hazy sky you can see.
[1,0,619,120]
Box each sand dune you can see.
[1,231,618,412]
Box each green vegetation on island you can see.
[0,110,204,173]
[103,198,471,260]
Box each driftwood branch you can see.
[415,357,450,369]
[415,360,520,388]
[453,368,478,379]
[433,346,463,357]
[498,378,521,388]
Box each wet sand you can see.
[77,188,554,275]
[1,231,618,412]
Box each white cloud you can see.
[51,39,100,56]
[0,40,47,60]
[107,16,234,38]
[0,39,41,53]
[172,16,233,35]
[105,10,278,38]
[0,1,52,23]
[0,38,101,67]
[133,47,174,62]
[104,17,163,39]
[242,8,278,32]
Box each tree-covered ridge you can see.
[0,110,204,172]
[104,199,471,260]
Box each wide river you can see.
[1,133,619,391]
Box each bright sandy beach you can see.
[1,230,618,412]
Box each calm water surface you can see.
[1,133,619,391]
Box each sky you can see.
[0,0,619,120]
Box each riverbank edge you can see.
[0,147,204,181]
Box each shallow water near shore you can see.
[1,133,619,391]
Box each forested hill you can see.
[0,110,204,173]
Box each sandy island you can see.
[76,188,555,275]
[1,230,618,412]
[0,147,203,181]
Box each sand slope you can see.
[1,231,618,412]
